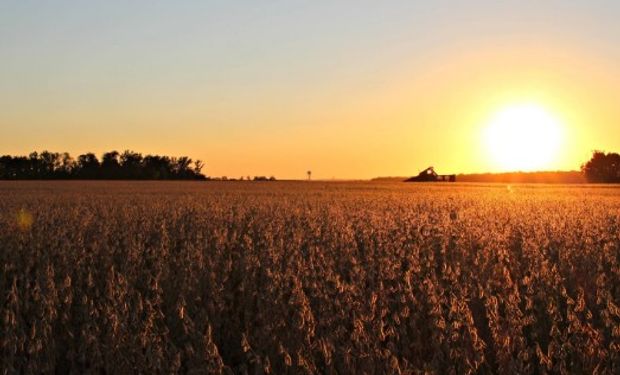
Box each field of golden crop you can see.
[1,181,620,374]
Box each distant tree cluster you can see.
[581,151,620,183]
[0,151,206,180]
[208,176,277,181]
[252,176,277,181]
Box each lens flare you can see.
[16,209,34,231]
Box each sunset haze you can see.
[2,1,619,179]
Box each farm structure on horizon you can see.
[405,167,456,182]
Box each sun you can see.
[483,103,565,171]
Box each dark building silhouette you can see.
[405,167,456,182]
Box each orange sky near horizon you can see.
[1,2,619,179]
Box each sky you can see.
[1,1,619,179]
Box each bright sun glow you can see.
[484,103,565,171]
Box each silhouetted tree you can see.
[120,151,143,179]
[143,155,171,180]
[28,152,41,178]
[57,152,74,178]
[0,157,7,179]
[101,151,121,179]
[0,155,27,179]
[76,153,100,179]
[39,151,61,178]
[582,151,620,183]
[174,156,193,179]
[1,155,33,179]
[194,160,205,175]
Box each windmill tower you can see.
[307,170,312,181]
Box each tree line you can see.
[0,151,206,180]
[1,149,617,182]
[582,151,620,183]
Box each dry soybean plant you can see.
[1,181,619,374]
